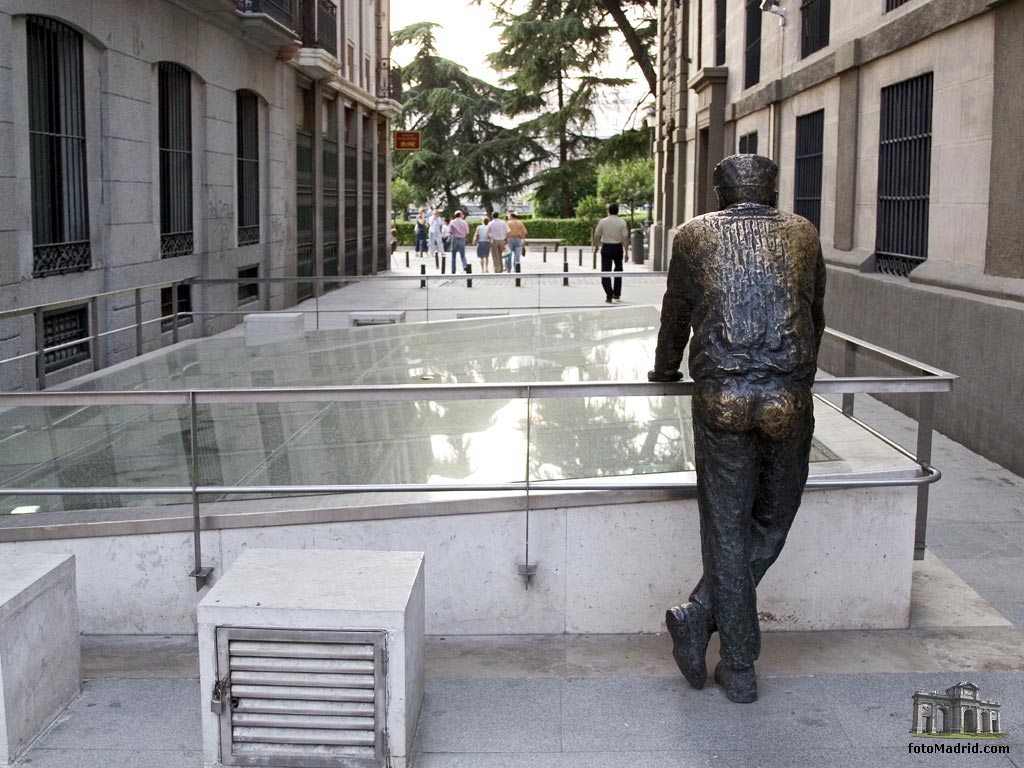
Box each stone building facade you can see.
[911,682,1002,735]
[0,0,401,390]
[653,0,1024,476]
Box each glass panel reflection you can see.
[0,307,839,516]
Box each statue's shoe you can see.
[665,603,710,689]
[713,660,758,703]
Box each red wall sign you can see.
[393,131,421,151]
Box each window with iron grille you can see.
[738,131,758,154]
[27,16,91,277]
[744,0,762,89]
[875,73,933,276]
[885,0,910,10]
[800,0,830,58]
[43,306,90,372]
[714,0,726,66]
[160,284,193,332]
[237,90,260,246]
[794,110,824,230]
[159,62,194,257]
[238,266,260,305]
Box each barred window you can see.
[885,0,910,10]
[875,73,933,276]
[43,306,89,372]
[714,0,727,66]
[27,16,91,277]
[160,284,193,332]
[800,0,830,58]
[738,131,758,155]
[744,0,762,89]
[238,265,260,304]
[794,110,824,230]
[237,90,260,246]
[159,62,193,258]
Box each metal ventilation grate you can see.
[215,627,387,767]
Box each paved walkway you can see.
[14,254,1024,767]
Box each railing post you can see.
[34,307,46,390]
[466,263,472,289]
[562,248,568,286]
[515,263,521,288]
[89,296,101,371]
[842,341,857,416]
[914,392,936,561]
[315,288,320,331]
[420,263,426,289]
[188,392,213,590]
[171,282,180,344]
[134,289,144,358]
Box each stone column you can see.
[984,0,1024,277]
[833,43,861,251]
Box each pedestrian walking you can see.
[449,210,470,273]
[428,208,444,264]
[414,208,428,258]
[593,203,630,303]
[487,212,509,274]
[507,212,527,271]
[473,217,491,273]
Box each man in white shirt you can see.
[486,212,510,273]
[428,208,444,263]
[592,203,630,303]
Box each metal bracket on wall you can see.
[516,562,538,590]
[191,566,214,591]
[760,0,788,26]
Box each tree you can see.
[488,2,630,217]
[596,158,654,226]
[390,177,416,222]
[597,0,658,97]
[392,22,545,213]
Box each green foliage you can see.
[392,22,545,213]
[575,195,607,227]
[593,127,653,164]
[518,218,594,246]
[488,1,629,218]
[596,158,654,226]
[532,159,597,218]
[390,177,417,221]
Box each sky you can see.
[388,0,653,138]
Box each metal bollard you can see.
[592,249,597,270]
[441,259,446,275]
[578,248,583,267]
[405,251,409,268]
[466,263,472,288]
[543,246,547,263]
[563,260,569,287]
[515,262,521,288]
[434,252,439,269]
[420,263,426,289]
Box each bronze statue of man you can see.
[648,154,826,703]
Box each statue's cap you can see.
[713,154,778,190]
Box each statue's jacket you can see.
[654,203,826,394]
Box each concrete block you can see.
[197,548,424,768]
[103,94,151,143]
[105,50,153,104]
[108,180,153,225]
[0,552,80,766]
[244,312,305,345]
[348,310,406,327]
[104,137,152,184]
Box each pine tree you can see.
[392,22,544,213]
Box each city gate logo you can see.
[910,682,1006,738]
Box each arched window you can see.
[26,16,91,276]
[158,62,193,257]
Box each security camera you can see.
[760,0,787,26]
